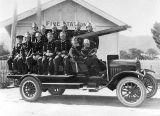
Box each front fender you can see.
[20,74,41,85]
[107,71,144,90]
[142,69,155,73]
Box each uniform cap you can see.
[35,32,42,37]
[62,21,67,26]
[32,22,37,28]
[76,22,81,27]
[71,37,79,44]
[61,21,68,30]
[83,39,90,44]
[60,31,66,36]
[24,32,31,37]
[16,35,24,40]
[52,24,57,29]
[41,25,46,29]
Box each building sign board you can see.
[44,21,88,30]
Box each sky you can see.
[0,0,160,36]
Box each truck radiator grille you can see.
[110,68,122,78]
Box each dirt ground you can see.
[0,85,160,116]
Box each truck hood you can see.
[109,59,138,67]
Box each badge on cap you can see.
[47,31,53,36]
[41,25,45,29]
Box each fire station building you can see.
[0,0,128,60]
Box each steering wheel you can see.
[88,48,97,57]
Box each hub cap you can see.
[22,81,36,98]
[121,82,141,103]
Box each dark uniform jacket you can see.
[55,40,72,55]
[11,43,23,57]
[21,41,33,57]
[64,31,72,41]
[32,40,44,56]
[43,40,56,57]
[41,32,48,43]
[31,31,38,43]
[52,31,59,40]
[85,31,99,49]
[69,46,84,60]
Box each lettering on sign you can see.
[45,21,87,27]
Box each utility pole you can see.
[37,0,41,31]
[11,0,17,50]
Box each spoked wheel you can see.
[48,87,65,95]
[143,73,158,98]
[20,77,42,102]
[116,77,146,107]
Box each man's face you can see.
[41,28,45,34]
[36,33,41,41]
[17,38,22,43]
[86,26,92,32]
[76,24,81,30]
[83,39,90,47]
[36,36,41,41]
[52,27,57,32]
[62,26,67,32]
[73,41,79,47]
[32,27,37,31]
[25,37,30,42]
[48,35,53,42]
[60,33,66,41]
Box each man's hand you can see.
[45,53,49,56]
[58,52,61,56]
[16,54,20,58]
[48,53,53,56]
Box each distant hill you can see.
[0,33,11,51]
[119,35,160,53]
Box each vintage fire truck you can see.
[7,25,158,107]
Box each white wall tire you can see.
[143,73,158,98]
[116,77,146,107]
[20,77,42,102]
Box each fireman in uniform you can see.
[72,22,85,49]
[7,35,24,75]
[69,37,85,61]
[54,32,72,75]
[42,32,56,75]
[85,22,99,49]
[31,22,39,43]
[40,25,48,43]
[18,32,33,74]
[51,24,59,40]
[61,21,72,40]
[26,32,44,74]
[69,37,99,76]
[81,38,99,75]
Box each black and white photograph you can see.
[0,0,160,116]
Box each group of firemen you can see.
[7,21,99,76]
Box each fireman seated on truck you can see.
[26,32,44,74]
[7,35,24,75]
[42,32,56,75]
[54,32,72,76]
[69,37,99,76]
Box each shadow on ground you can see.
[37,94,160,109]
